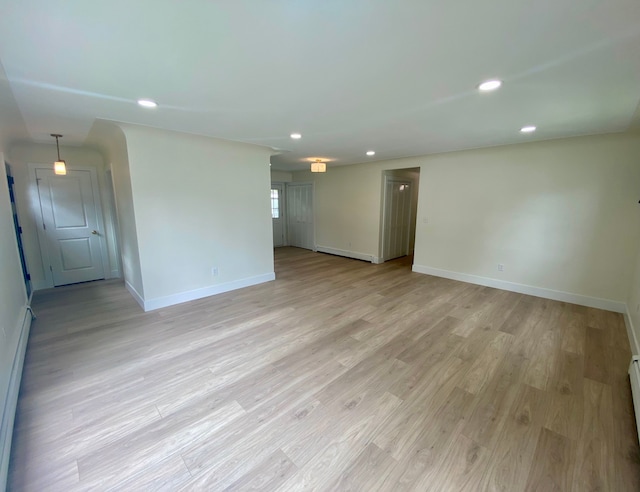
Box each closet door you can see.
[286,183,314,250]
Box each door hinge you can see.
[26,274,31,281]
[42,223,46,230]
[18,226,22,234]
[7,176,14,186]
[49,265,52,272]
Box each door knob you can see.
[91,230,98,235]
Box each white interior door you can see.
[286,182,314,250]
[271,183,286,247]
[382,177,412,261]
[35,167,106,286]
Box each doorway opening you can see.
[270,182,316,251]
[379,167,420,267]
[271,181,314,276]
[5,163,32,297]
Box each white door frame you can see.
[28,163,110,288]
[379,173,415,262]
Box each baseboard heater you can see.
[629,356,640,443]
[1,306,33,490]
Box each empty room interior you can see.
[2,1,640,490]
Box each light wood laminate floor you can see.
[9,247,640,491]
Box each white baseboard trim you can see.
[125,281,145,310]
[109,269,121,279]
[316,246,378,264]
[1,306,33,490]
[142,272,276,312]
[412,264,626,313]
[624,306,640,356]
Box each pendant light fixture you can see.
[310,159,326,173]
[51,134,67,175]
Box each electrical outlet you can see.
[211,267,219,276]
[497,264,504,272]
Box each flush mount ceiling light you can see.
[290,133,302,139]
[520,125,537,133]
[310,159,327,173]
[478,79,502,92]
[366,150,375,156]
[137,99,158,108]
[51,134,66,175]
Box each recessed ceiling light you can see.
[520,125,537,133]
[478,80,502,92]
[137,99,157,108]
[290,133,302,139]
[366,150,375,156]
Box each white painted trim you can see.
[1,307,33,490]
[125,281,145,310]
[624,305,640,356]
[316,245,376,263]
[412,264,626,313]
[141,272,276,312]
[31,279,49,291]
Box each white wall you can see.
[0,152,30,490]
[294,133,640,309]
[7,143,120,290]
[414,133,640,308]
[88,121,144,298]
[627,248,640,354]
[293,161,424,260]
[119,124,275,310]
[270,170,292,183]
[0,158,27,377]
[0,61,32,488]
[0,149,31,490]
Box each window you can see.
[271,189,280,219]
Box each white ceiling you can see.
[0,0,639,171]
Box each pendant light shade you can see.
[51,134,67,175]
[54,160,67,175]
[310,159,326,173]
